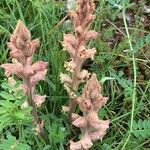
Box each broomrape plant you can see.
[0,0,110,149]
[60,0,109,149]
[1,21,48,140]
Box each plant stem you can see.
[121,0,137,149]
[67,34,83,122]
[23,78,48,143]
[18,123,22,140]
[68,98,77,123]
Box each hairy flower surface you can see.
[70,74,110,150]
[61,1,109,149]
[7,20,39,62]
[1,20,48,88]
[60,0,98,120]
[33,94,46,107]
[1,20,48,137]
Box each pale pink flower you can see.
[33,94,46,107]
[61,0,98,103]
[60,73,72,84]
[77,46,96,60]
[7,20,40,63]
[1,20,48,138]
[31,61,48,73]
[90,120,110,141]
[62,105,70,113]
[72,114,87,128]
[80,133,93,149]
[8,77,16,86]
[20,84,30,94]
[34,120,44,135]
[84,30,98,42]
[78,70,90,82]
[69,11,80,28]
[1,62,23,77]
[10,50,26,64]
[30,70,47,87]
[81,14,95,28]
[70,74,109,149]
[30,39,40,53]
[21,101,29,108]
[84,48,96,60]
[75,26,84,35]
[12,20,31,43]
[23,65,34,78]
[70,141,82,150]
[64,60,77,73]
[61,1,110,149]
[70,132,93,150]
[63,34,77,48]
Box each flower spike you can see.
[1,20,48,141]
[61,0,110,149]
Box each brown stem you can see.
[68,98,77,123]
[23,78,48,143]
[68,69,80,122]
[67,35,83,122]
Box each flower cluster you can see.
[70,74,110,150]
[60,0,98,120]
[1,20,47,106]
[1,20,48,133]
[60,0,110,149]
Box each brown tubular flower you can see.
[70,74,110,150]
[60,0,98,122]
[1,20,48,141]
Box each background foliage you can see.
[0,0,149,149]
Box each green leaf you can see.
[1,82,11,90]
[133,34,150,52]
[21,106,32,114]
[0,91,15,100]
[0,107,7,114]
[0,117,13,132]
[0,133,31,150]
[14,112,25,120]
[14,89,24,98]
[132,119,150,140]
[15,96,27,106]
[0,100,14,108]
[43,145,51,150]
[45,77,56,92]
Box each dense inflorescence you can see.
[70,74,109,150]
[60,0,110,149]
[1,20,48,135]
[60,0,98,121]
